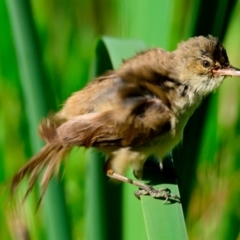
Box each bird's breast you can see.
[139,103,197,159]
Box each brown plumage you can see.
[11,36,240,200]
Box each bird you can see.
[11,35,240,202]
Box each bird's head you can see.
[174,35,240,97]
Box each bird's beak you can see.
[212,66,240,77]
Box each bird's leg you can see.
[106,170,180,203]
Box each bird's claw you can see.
[134,186,180,203]
[106,170,180,203]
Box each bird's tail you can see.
[11,119,71,201]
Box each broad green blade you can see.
[86,37,146,240]
[89,36,187,240]
[5,0,71,239]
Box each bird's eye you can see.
[202,60,210,68]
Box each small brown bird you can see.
[11,36,240,201]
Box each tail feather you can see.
[40,146,69,197]
[12,144,70,201]
[11,118,71,201]
[11,144,51,194]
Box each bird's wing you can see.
[57,48,175,120]
[51,97,172,149]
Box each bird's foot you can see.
[107,170,180,203]
[134,186,180,203]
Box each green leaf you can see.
[5,0,72,239]
[89,37,187,240]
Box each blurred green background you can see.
[0,0,240,239]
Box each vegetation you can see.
[0,0,239,239]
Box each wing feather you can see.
[57,98,172,148]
